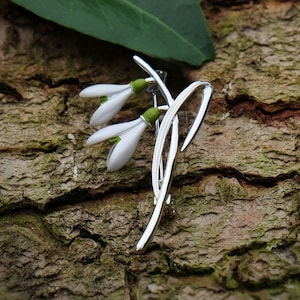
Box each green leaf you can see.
[11,0,215,66]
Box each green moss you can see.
[216,178,248,203]
[285,280,300,300]
[0,211,58,249]
[214,255,240,289]
[265,65,280,77]
[36,153,60,178]
[26,134,66,153]
[6,273,18,289]
[212,11,241,39]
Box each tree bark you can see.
[0,1,299,299]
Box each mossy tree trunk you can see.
[0,1,299,299]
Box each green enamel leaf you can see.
[11,0,215,66]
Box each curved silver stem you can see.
[133,55,179,204]
[181,82,213,151]
[136,80,213,251]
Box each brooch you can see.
[80,56,213,251]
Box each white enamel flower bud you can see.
[106,121,148,171]
[79,84,130,97]
[89,88,133,126]
[106,108,160,171]
[86,119,140,146]
[80,79,149,126]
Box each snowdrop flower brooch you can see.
[80,55,213,251]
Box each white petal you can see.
[89,88,133,126]
[79,83,131,98]
[106,121,147,171]
[87,119,140,145]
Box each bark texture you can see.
[0,1,300,299]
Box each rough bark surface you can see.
[0,1,300,299]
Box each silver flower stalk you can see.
[80,78,154,126]
[136,81,213,251]
[133,55,179,206]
